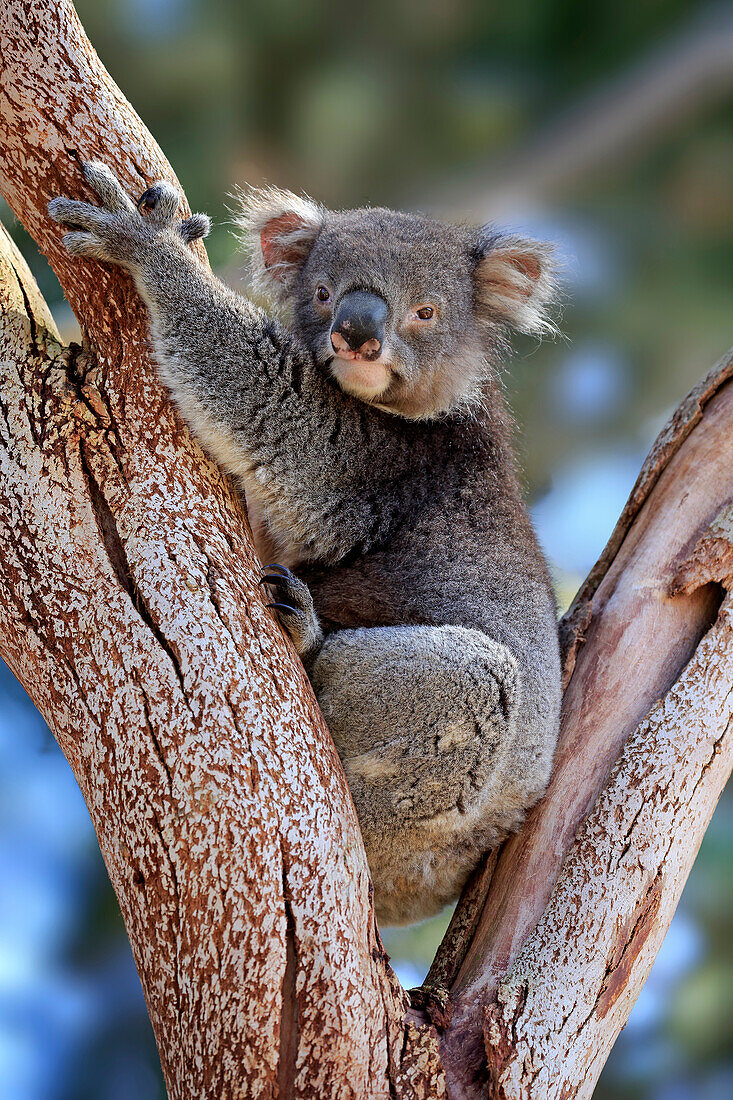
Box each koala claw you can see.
[136,181,180,223]
[260,566,323,660]
[136,186,162,211]
[257,572,290,590]
[260,565,307,609]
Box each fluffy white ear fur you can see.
[234,186,324,303]
[474,233,558,337]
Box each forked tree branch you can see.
[0,3,731,1098]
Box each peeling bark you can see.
[1,2,732,1098]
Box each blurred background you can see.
[1,0,732,1096]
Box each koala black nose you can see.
[331,291,388,358]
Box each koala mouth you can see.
[329,352,394,402]
[332,347,380,362]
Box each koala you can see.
[49,163,562,926]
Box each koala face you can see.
[237,189,556,419]
[295,210,484,416]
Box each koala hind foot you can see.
[260,565,323,660]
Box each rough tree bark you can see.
[0,3,425,1097]
[0,2,731,1098]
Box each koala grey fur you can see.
[49,163,562,927]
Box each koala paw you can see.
[48,161,210,267]
[259,564,323,660]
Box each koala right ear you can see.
[234,186,324,303]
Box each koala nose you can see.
[331,291,388,359]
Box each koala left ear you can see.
[234,186,325,303]
[472,230,558,337]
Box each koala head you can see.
[236,188,557,419]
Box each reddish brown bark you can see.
[1,3,731,1097]
[0,3,430,1096]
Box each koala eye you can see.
[315,285,331,303]
[410,304,436,322]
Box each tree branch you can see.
[484,572,733,1098]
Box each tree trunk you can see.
[0,3,422,1097]
[0,3,731,1098]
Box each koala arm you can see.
[48,164,374,553]
[50,164,319,427]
